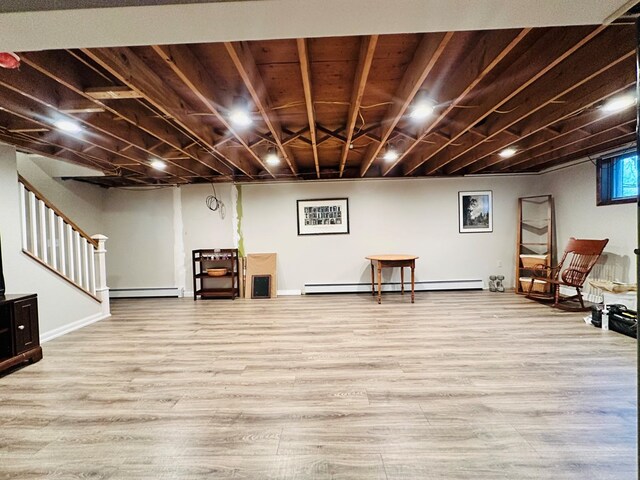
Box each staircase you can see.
[17,175,109,312]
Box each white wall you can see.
[16,154,106,237]
[181,183,236,288]
[241,176,540,292]
[540,161,637,284]
[100,183,236,294]
[12,151,635,301]
[0,145,104,339]
[103,187,176,290]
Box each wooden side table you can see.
[365,255,418,304]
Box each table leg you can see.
[411,261,415,303]
[370,262,375,296]
[401,267,405,295]
[377,263,382,304]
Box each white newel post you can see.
[91,234,110,318]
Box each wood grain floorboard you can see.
[0,291,636,479]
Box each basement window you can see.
[597,151,638,205]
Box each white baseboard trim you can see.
[304,279,483,294]
[185,289,301,298]
[110,287,181,298]
[40,311,111,343]
[277,289,302,296]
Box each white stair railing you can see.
[18,175,109,312]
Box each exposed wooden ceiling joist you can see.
[459,57,636,174]
[296,38,321,179]
[381,28,530,176]
[151,43,277,178]
[85,86,143,100]
[20,51,233,178]
[524,133,636,172]
[0,62,212,182]
[81,46,258,178]
[493,106,635,172]
[0,23,632,186]
[339,35,378,177]
[224,41,299,177]
[401,25,607,176]
[359,31,455,177]
[513,121,636,171]
[444,27,635,174]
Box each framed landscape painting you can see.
[297,198,349,236]
[458,191,493,233]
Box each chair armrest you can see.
[532,264,559,278]
[561,268,587,286]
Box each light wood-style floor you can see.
[0,291,636,479]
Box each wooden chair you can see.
[527,237,609,310]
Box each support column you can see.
[91,234,110,318]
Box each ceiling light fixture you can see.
[54,119,82,133]
[383,147,399,162]
[229,96,253,128]
[601,94,637,113]
[409,91,434,121]
[410,103,434,120]
[499,147,517,158]
[151,159,167,171]
[265,149,280,166]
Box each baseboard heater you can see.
[558,286,603,305]
[110,287,181,298]
[304,279,484,294]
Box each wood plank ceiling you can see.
[0,23,635,186]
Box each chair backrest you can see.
[556,237,609,287]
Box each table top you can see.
[366,254,419,261]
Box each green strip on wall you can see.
[236,184,245,257]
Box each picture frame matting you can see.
[458,190,493,233]
[297,198,350,236]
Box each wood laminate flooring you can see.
[0,291,636,479]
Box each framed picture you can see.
[458,191,493,233]
[297,198,349,235]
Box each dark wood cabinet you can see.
[192,249,240,300]
[0,294,42,375]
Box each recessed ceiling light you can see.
[151,159,166,171]
[601,94,637,113]
[54,119,82,133]
[499,147,517,158]
[409,102,434,121]
[265,150,280,166]
[383,148,399,162]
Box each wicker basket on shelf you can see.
[206,268,228,277]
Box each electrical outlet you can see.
[497,260,503,268]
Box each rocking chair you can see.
[527,237,609,311]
